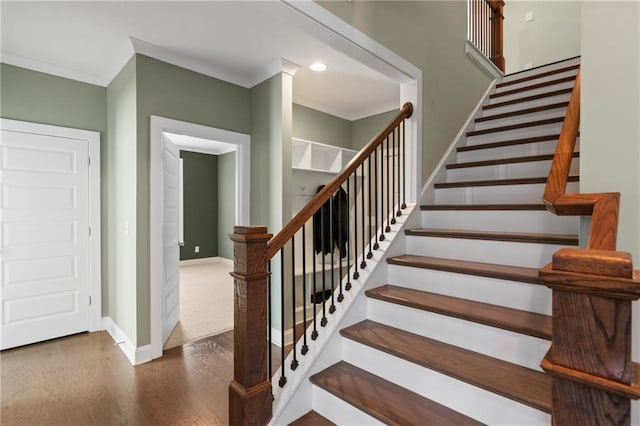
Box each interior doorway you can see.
[150,116,250,359]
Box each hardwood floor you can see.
[1,330,234,425]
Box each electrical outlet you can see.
[195,245,200,253]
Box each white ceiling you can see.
[0,1,400,120]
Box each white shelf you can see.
[292,138,356,173]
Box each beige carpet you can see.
[164,258,234,350]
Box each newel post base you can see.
[540,248,640,425]
[229,226,273,426]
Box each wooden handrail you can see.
[542,69,620,250]
[543,69,581,205]
[266,102,413,259]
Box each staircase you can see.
[290,58,582,425]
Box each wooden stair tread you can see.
[476,102,569,123]
[446,152,579,169]
[341,321,552,413]
[457,134,566,153]
[387,254,544,285]
[366,285,552,340]
[497,64,580,88]
[490,75,576,99]
[466,117,564,137]
[310,361,484,426]
[434,175,579,189]
[405,228,578,245]
[483,88,573,111]
[288,411,336,426]
[421,203,547,211]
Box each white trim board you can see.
[102,317,153,365]
[149,116,250,360]
[0,118,102,334]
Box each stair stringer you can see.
[270,206,416,425]
[271,78,498,426]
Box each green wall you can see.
[134,54,251,345]
[292,104,351,148]
[218,151,236,259]
[180,151,219,260]
[0,63,111,314]
[318,0,493,183]
[106,57,139,343]
[351,109,398,151]
[581,1,639,261]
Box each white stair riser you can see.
[501,57,581,83]
[313,386,383,425]
[457,139,578,163]
[387,265,552,315]
[466,122,563,145]
[367,299,550,371]
[474,106,567,131]
[405,235,569,268]
[342,339,551,425]
[421,210,579,234]
[482,93,572,117]
[496,69,578,92]
[434,182,580,204]
[489,80,575,104]
[446,158,579,182]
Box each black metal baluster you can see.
[352,174,360,280]
[367,157,373,259]
[380,141,386,241]
[391,127,396,225]
[301,228,308,355]
[385,136,391,233]
[345,178,352,290]
[337,185,345,302]
[290,237,298,371]
[329,195,336,314]
[360,163,367,270]
[321,212,328,327]
[373,148,379,250]
[311,226,318,340]
[401,119,407,210]
[267,261,272,380]
[279,249,286,387]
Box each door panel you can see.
[162,136,180,343]
[1,129,90,349]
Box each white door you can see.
[1,129,90,349]
[162,136,180,343]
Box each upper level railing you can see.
[468,0,505,72]
[540,68,640,424]
[229,103,414,425]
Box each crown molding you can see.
[0,52,108,87]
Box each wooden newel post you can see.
[540,248,640,425]
[493,0,505,72]
[229,226,273,426]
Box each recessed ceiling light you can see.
[310,62,327,72]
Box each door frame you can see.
[149,116,250,358]
[0,118,102,333]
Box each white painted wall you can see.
[580,1,640,423]
[503,1,582,74]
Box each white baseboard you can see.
[180,256,233,266]
[102,317,154,366]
